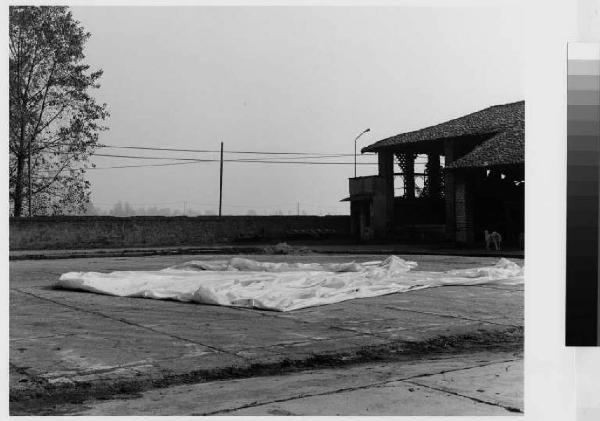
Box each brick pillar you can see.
[350,201,359,238]
[377,151,394,238]
[403,154,416,199]
[455,171,475,244]
[426,154,441,198]
[443,140,456,240]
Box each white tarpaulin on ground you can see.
[56,256,523,312]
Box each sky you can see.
[71,5,524,216]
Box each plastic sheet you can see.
[56,256,523,312]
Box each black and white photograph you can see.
[7,1,527,417]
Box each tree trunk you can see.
[13,156,24,217]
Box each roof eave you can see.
[446,160,524,170]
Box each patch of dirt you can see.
[262,242,312,255]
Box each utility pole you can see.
[219,142,223,217]
[297,201,300,216]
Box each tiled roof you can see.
[445,123,524,169]
[361,101,525,167]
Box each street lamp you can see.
[354,128,370,178]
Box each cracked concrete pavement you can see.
[72,352,523,416]
[9,253,524,415]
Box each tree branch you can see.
[34,103,68,137]
[28,58,56,147]
[23,42,40,103]
[33,157,73,195]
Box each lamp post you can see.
[354,128,370,178]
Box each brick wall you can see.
[9,215,351,250]
[454,173,475,244]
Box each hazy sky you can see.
[72,5,523,215]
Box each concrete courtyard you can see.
[9,253,523,415]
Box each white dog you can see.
[485,230,502,250]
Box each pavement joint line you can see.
[325,324,401,340]
[345,325,454,341]
[421,283,524,293]
[235,338,348,352]
[401,357,521,381]
[470,284,524,292]
[383,306,522,328]
[42,360,158,379]
[11,333,77,342]
[327,319,518,340]
[234,334,378,352]
[404,375,523,414]
[199,357,521,416]
[12,288,247,361]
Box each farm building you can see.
[345,100,524,245]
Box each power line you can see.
[96,144,376,156]
[231,154,372,161]
[32,161,199,173]
[87,160,380,169]
[92,153,211,161]
[90,162,199,170]
[33,156,425,172]
[90,152,380,162]
[50,151,381,164]
[78,151,382,168]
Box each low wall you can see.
[9,215,351,250]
